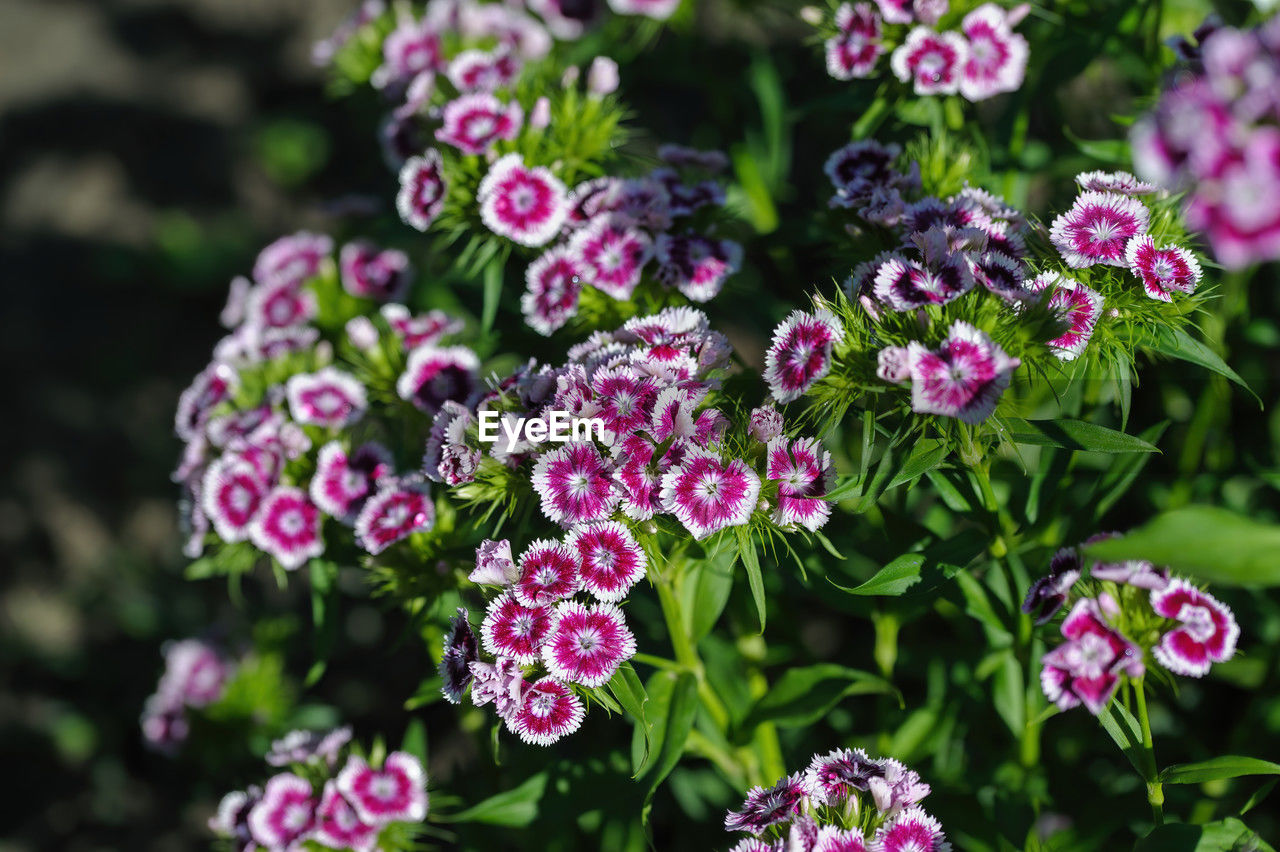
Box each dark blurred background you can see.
[0,2,403,848]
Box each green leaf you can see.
[999,418,1159,453]
[480,255,504,335]
[736,528,767,632]
[1137,325,1259,405]
[831,554,924,597]
[1085,506,1280,587]
[447,772,548,827]
[887,440,949,490]
[1132,818,1275,852]
[645,672,698,795]
[1161,756,1280,785]
[825,475,863,503]
[741,664,899,731]
[689,547,737,640]
[1063,126,1130,164]
[400,718,427,764]
[1098,700,1156,782]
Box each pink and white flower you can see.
[749,406,785,443]
[1040,598,1144,714]
[469,656,526,716]
[397,151,448,232]
[253,231,332,288]
[246,279,318,329]
[251,487,324,570]
[541,600,636,687]
[506,676,585,745]
[202,457,269,542]
[515,539,582,606]
[447,48,520,92]
[1124,236,1202,301]
[766,437,834,532]
[396,345,480,415]
[877,345,912,384]
[1026,273,1103,361]
[565,521,647,601]
[606,0,681,20]
[906,321,1019,423]
[890,27,968,96]
[568,217,654,300]
[310,442,393,522]
[816,827,869,852]
[530,442,620,526]
[382,304,465,349]
[1075,170,1157,196]
[522,247,584,336]
[870,806,952,852]
[724,773,808,834]
[764,309,844,404]
[339,241,411,302]
[477,154,569,247]
[482,592,555,663]
[436,93,522,155]
[470,538,519,586]
[312,782,378,852]
[826,3,885,80]
[868,758,933,815]
[659,447,761,540]
[286,368,368,429]
[336,752,428,826]
[872,254,973,310]
[158,639,231,707]
[655,233,742,302]
[372,17,443,91]
[958,4,1028,102]
[804,747,884,804]
[612,435,663,521]
[247,773,316,851]
[354,483,434,554]
[873,0,913,25]
[1150,579,1239,677]
[1049,191,1151,268]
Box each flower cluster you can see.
[1133,13,1280,268]
[439,527,642,744]
[515,146,741,334]
[210,728,428,852]
[319,2,740,335]
[765,139,1208,430]
[821,1,1028,102]
[1025,535,1240,715]
[722,748,949,851]
[140,638,234,754]
[1049,178,1203,303]
[422,307,835,540]
[175,232,473,572]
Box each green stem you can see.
[1134,677,1165,825]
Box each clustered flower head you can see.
[821,1,1029,102]
[1025,534,1239,716]
[318,1,738,335]
[722,748,949,851]
[439,525,642,744]
[210,728,428,852]
[141,638,235,754]
[174,233,474,572]
[768,140,1208,428]
[1132,13,1280,268]
[420,307,835,541]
